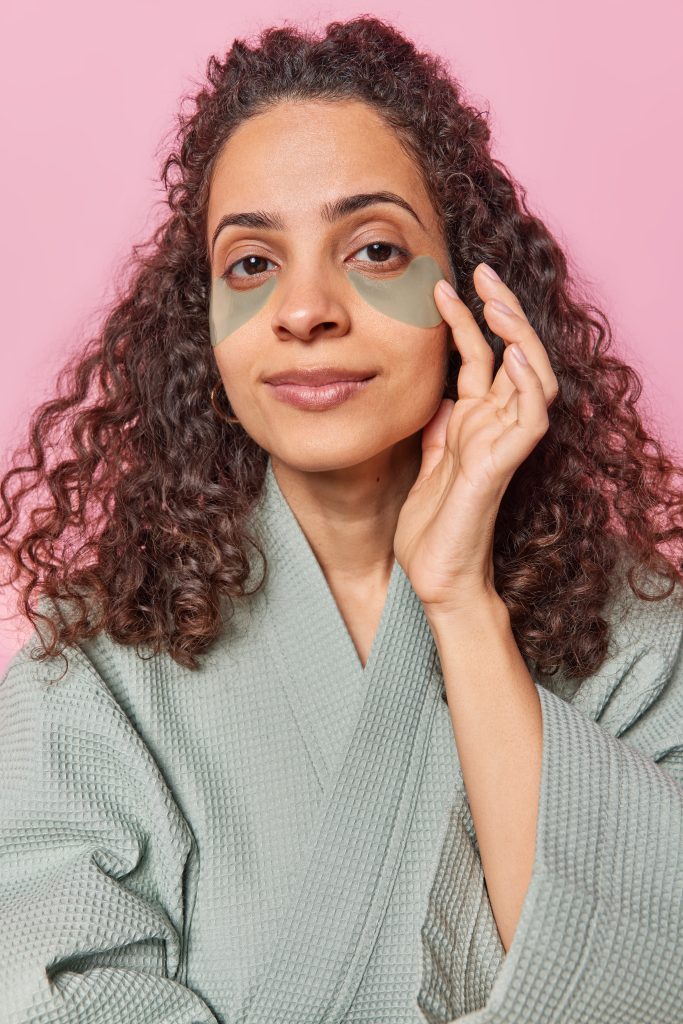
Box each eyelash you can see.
[221,241,411,282]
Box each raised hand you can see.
[393,262,559,614]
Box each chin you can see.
[266,425,423,477]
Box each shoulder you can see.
[1,589,178,726]
[0,596,156,770]
[0,647,146,797]
[0,603,196,848]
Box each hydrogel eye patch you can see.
[209,274,278,348]
[346,254,448,329]
[208,253,454,348]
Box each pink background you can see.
[1,1,681,671]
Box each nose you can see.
[269,262,351,343]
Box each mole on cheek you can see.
[209,275,278,349]
[346,254,451,328]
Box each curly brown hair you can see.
[1,14,682,684]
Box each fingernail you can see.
[489,298,513,315]
[510,344,528,365]
[480,263,501,281]
[437,279,457,299]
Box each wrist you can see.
[423,584,510,634]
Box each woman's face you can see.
[206,98,455,473]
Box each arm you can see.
[0,642,220,1024]
[395,260,682,1023]
[428,576,683,1024]
[425,589,543,953]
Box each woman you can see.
[0,15,681,1024]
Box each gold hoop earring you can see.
[210,381,240,424]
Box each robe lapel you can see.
[250,457,375,788]
[243,458,444,1023]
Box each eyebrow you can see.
[210,191,424,259]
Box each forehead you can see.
[207,99,434,235]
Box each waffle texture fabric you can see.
[1,456,682,1024]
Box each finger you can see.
[416,399,455,485]
[486,300,559,408]
[472,264,559,408]
[473,263,529,318]
[502,389,518,421]
[434,281,494,400]
[491,344,550,474]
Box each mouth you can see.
[263,366,377,387]
[264,376,376,411]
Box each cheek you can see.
[209,275,276,349]
[347,254,446,329]
[211,335,254,401]
[381,322,449,402]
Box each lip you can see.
[263,366,377,386]
[265,378,374,411]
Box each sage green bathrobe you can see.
[1,457,682,1023]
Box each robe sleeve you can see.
[455,575,683,1024]
[0,639,220,1024]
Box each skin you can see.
[206,97,561,953]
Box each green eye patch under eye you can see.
[208,253,452,348]
[209,274,278,348]
[346,254,447,329]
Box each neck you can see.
[269,434,422,589]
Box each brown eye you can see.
[352,241,410,265]
[223,254,275,280]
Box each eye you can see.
[223,254,276,280]
[352,241,410,266]
[220,240,411,284]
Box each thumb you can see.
[415,398,455,485]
